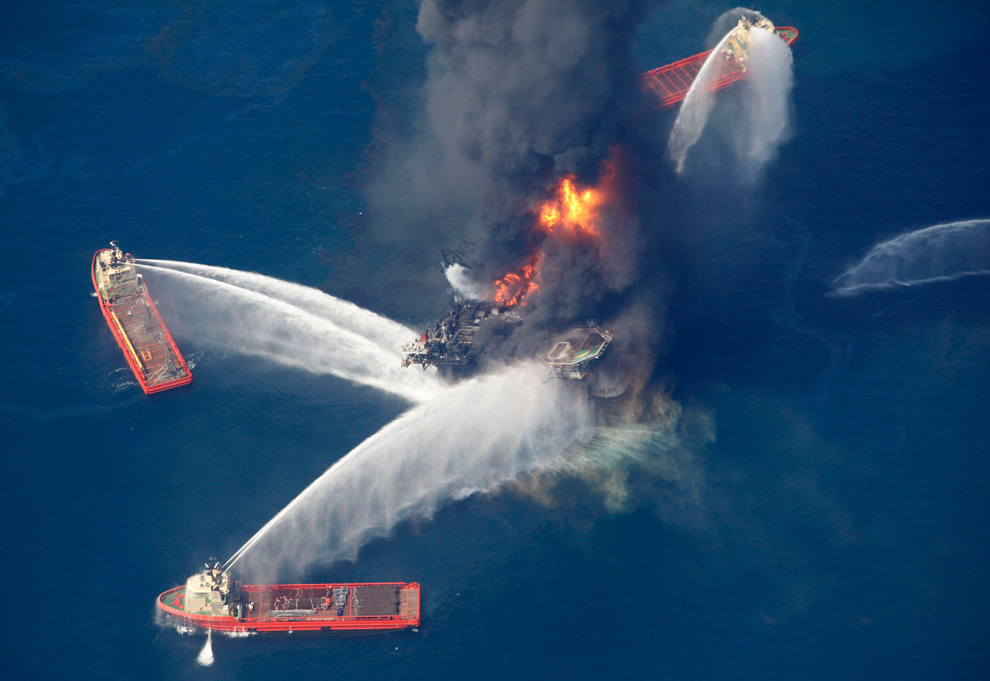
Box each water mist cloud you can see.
[831,219,990,296]
[666,28,734,174]
[227,361,594,580]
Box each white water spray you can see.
[224,361,594,580]
[196,629,214,667]
[444,263,486,301]
[667,27,736,174]
[140,260,412,351]
[134,261,442,403]
[668,9,794,177]
[832,219,990,296]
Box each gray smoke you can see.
[361,1,660,345]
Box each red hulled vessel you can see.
[642,18,798,108]
[158,561,421,634]
[92,242,192,394]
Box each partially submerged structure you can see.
[400,300,521,372]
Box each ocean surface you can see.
[2,1,989,679]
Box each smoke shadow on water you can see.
[135,260,443,403]
[831,219,990,296]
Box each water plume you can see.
[667,8,794,177]
[666,27,735,174]
[831,219,990,296]
[225,361,593,581]
[444,263,486,301]
[134,261,442,402]
[196,629,214,667]
[140,260,411,351]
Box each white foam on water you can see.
[668,9,793,178]
[196,629,214,667]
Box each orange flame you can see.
[539,176,605,236]
[493,254,544,308]
[493,156,618,307]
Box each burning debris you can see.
[493,254,543,308]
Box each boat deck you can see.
[93,247,192,394]
[241,583,403,620]
[159,582,419,632]
[107,289,190,391]
[641,48,746,108]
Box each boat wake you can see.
[134,261,443,403]
[224,361,595,581]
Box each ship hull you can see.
[641,26,798,108]
[157,582,421,633]
[92,249,192,394]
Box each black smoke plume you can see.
[360,0,671,388]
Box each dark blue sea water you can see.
[2,2,989,679]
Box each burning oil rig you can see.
[400,243,613,385]
[401,244,523,373]
[400,300,522,371]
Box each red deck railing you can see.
[641,26,798,108]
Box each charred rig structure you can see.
[400,245,613,384]
[400,300,522,371]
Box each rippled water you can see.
[1,2,988,680]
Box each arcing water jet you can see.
[667,9,794,177]
[196,629,214,667]
[224,361,594,581]
[140,260,411,352]
[135,262,442,402]
[832,219,990,296]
